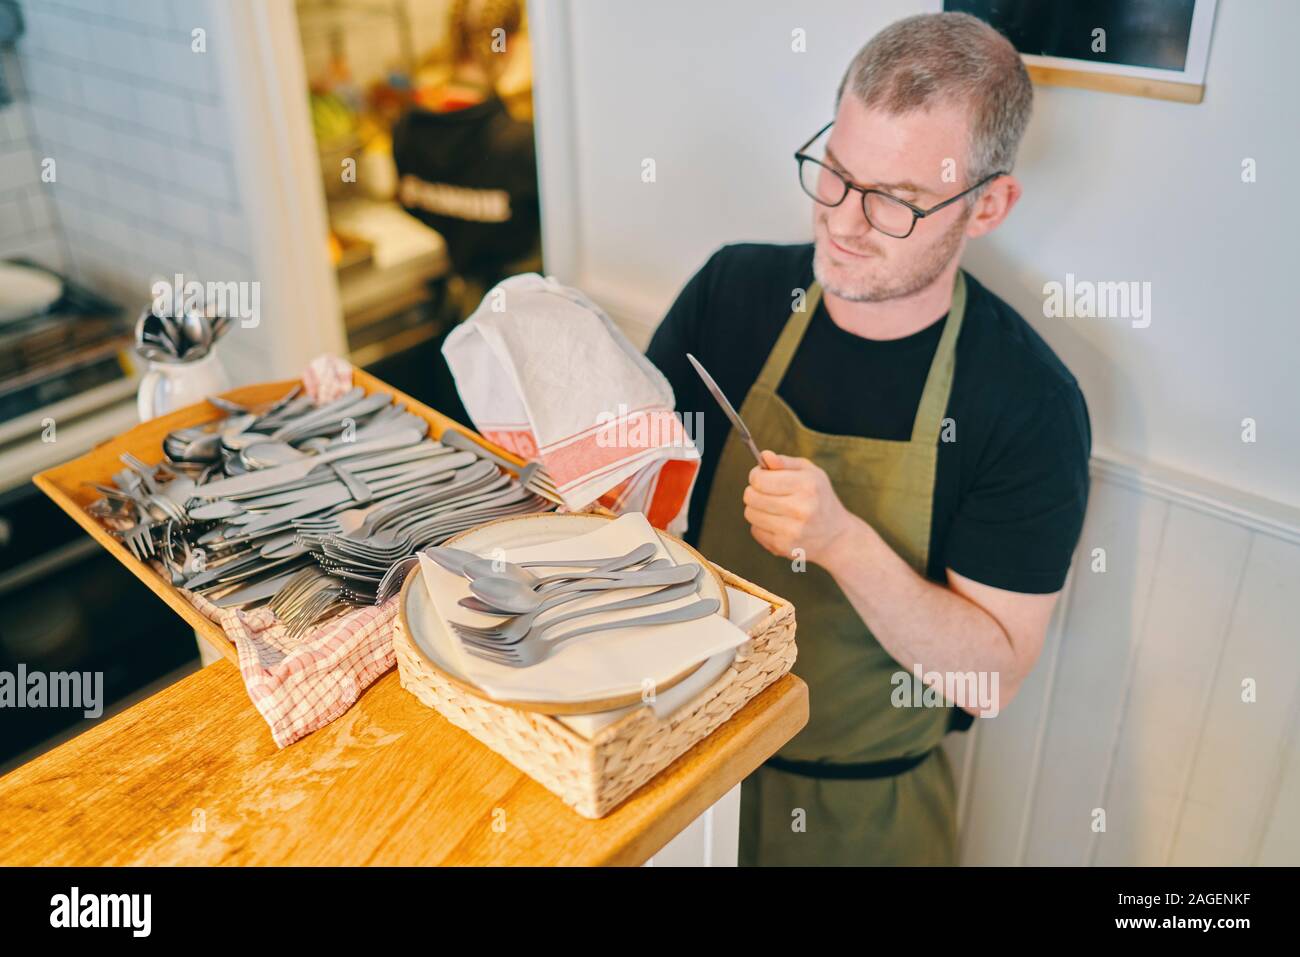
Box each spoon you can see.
[469,562,700,615]
[466,579,702,644]
[208,395,250,414]
[240,439,309,468]
[456,561,680,613]
[216,413,271,453]
[180,311,211,357]
[166,429,223,462]
[158,313,183,352]
[426,542,653,579]
[461,541,657,585]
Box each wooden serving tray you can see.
[32,367,528,667]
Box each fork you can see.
[269,567,347,636]
[453,578,700,645]
[438,429,563,504]
[287,588,347,638]
[375,554,419,603]
[457,598,721,667]
[120,519,156,560]
[120,452,163,494]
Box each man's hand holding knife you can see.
[686,351,853,566]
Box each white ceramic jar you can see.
[136,349,230,422]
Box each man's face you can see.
[811,94,975,303]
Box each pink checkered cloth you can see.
[301,353,354,404]
[172,351,399,748]
[184,589,398,748]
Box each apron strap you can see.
[909,269,967,445]
[750,268,967,447]
[764,749,934,780]
[753,282,825,393]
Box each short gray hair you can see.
[836,12,1032,189]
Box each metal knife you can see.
[194,427,425,499]
[234,454,476,535]
[686,353,766,467]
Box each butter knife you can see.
[686,353,766,467]
[194,427,425,499]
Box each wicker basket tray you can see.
[393,559,797,819]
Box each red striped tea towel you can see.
[442,274,700,535]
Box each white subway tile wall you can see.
[9,0,254,312]
[0,50,65,271]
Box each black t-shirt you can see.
[391,96,540,279]
[646,242,1092,594]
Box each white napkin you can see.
[414,513,748,701]
[441,274,700,536]
[557,586,773,739]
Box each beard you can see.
[812,206,969,303]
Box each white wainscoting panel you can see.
[953,458,1300,866]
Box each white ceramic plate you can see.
[0,262,63,322]
[400,512,732,714]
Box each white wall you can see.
[13,1,252,309]
[529,0,1300,866]
[532,0,1300,513]
[0,50,64,270]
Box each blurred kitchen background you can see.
[0,0,539,769]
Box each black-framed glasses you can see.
[795,120,1007,239]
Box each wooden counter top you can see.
[16,372,807,865]
[0,658,806,866]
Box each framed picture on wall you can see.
[940,0,1218,103]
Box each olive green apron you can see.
[697,271,969,866]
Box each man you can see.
[647,12,1091,866]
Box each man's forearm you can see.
[818,514,1019,696]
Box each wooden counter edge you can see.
[0,659,807,866]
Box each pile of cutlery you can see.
[423,543,720,668]
[89,385,557,636]
[134,307,232,363]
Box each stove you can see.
[0,263,197,771]
[0,260,134,427]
